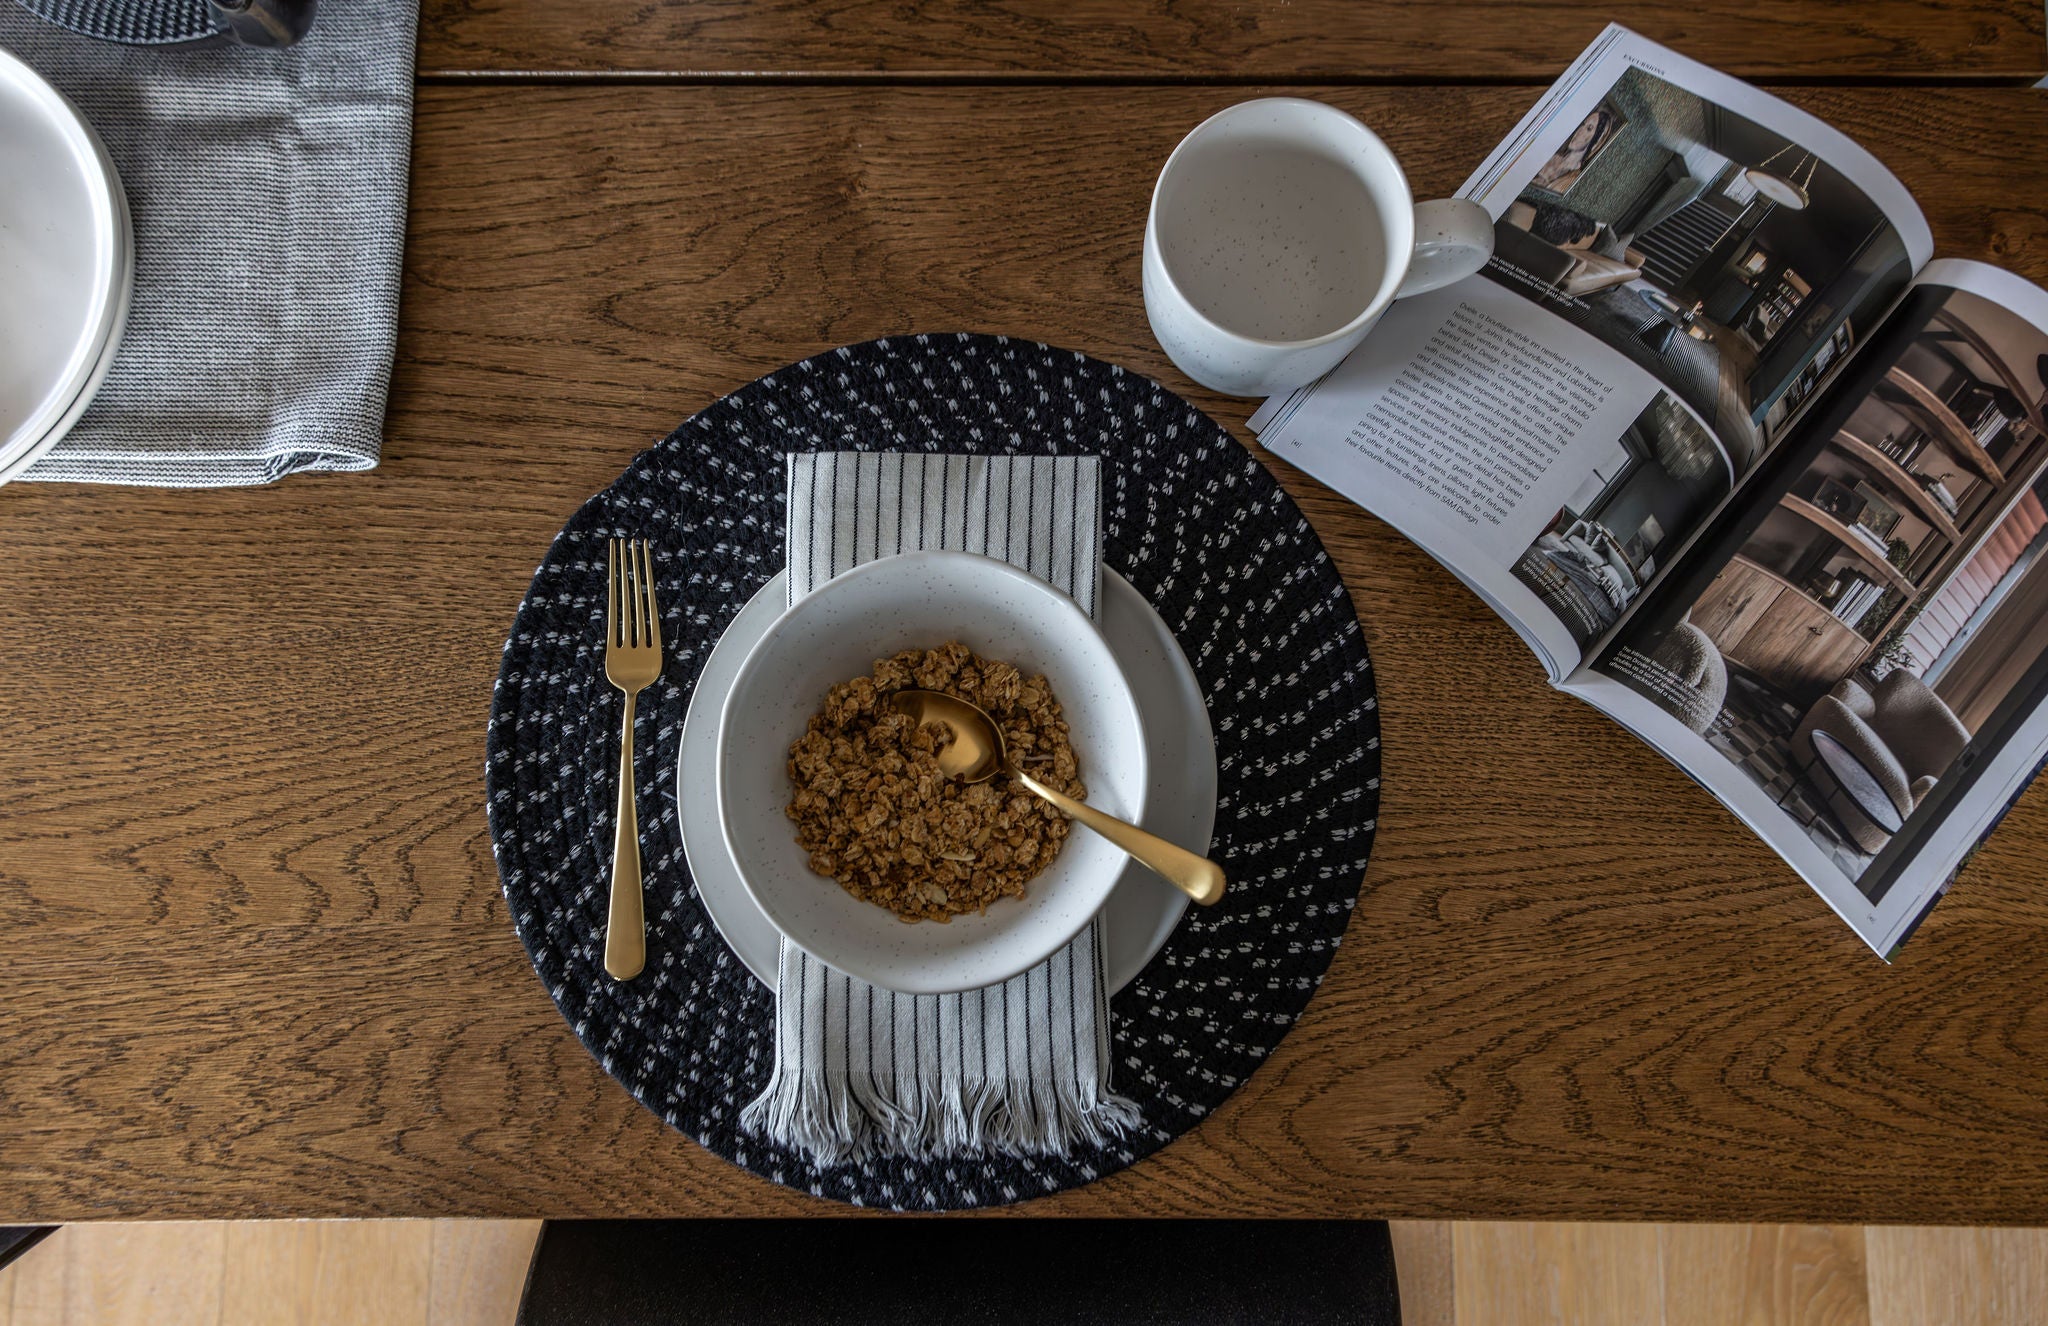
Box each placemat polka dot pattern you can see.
[487,334,1380,1209]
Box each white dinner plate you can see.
[0,45,131,476]
[0,183,132,485]
[677,568,1214,994]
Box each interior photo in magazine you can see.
[1600,282,2048,899]
[1485,63,1913,466]
[1509,390,1730,646]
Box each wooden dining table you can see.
[4,1,2048,1224]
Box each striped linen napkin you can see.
[742,451,1140,1163]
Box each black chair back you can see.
[517,1218,1403,1326]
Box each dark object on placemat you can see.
[516,1220,1403,1326]
[487,333,1380,1210]
[18,0,315,47]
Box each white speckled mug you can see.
[1142,98,1494,397]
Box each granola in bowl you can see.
[785,642,1083,922]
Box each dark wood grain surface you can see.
[415,1,2047,81]
[4,79,2047,1221]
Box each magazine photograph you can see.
[1486,63,1914,462]
[1509,389,1731,646]
[1603,279,2048,905]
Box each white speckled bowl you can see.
[717,552,1148,994]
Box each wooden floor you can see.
[1391,1223,2048,1325]
[0,1222,539,1326]
[1,1220,2041,1324]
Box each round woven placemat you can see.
[18,0,217,44]
[486,334,1380,1209]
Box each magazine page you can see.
[1252,280,1732,678]
[1568,260,2048,957]
[1253,24,1932,680]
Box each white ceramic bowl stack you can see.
[0,46,132,484]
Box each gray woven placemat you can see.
[2,1,416,486]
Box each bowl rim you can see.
[714,549,1149,993]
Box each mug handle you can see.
[1395,199,1495,299]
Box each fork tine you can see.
[607,537,620,648]
[624,537,641,648]
[637,540,661,651]
[631,539,648,647]
[622,536,635,648]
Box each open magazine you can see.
[1250,25,2048,958]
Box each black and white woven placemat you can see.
[486,334,1380,1209]
[17,0,216,44]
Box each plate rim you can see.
[0,173,133,484]
[0,45,128,465]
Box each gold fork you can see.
[603,537,662,980]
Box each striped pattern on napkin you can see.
[741,451,1138,1164]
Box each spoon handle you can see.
[1011,767,1226,907]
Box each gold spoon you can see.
[890,689,1226,907]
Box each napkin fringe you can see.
[743,1064,1140,1166]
